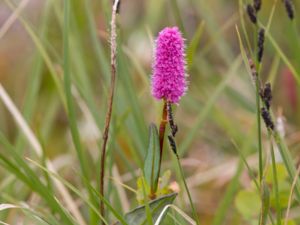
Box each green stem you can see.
[64,0,98,223]
[175,155,200,225]
[253,24,263,184]
[269,133,281,225]
[255,76,263,183]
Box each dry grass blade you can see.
[0,0,29,39]
[0,84,42,156]
[154,204,196,225]
[112,165,130,212]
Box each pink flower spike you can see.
[151,27,187,104]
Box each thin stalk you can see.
[175,154,200,225]
[157,100,168,179]
[254,24,263,183]
[100,0,119,222]
[159,101,168,153]
[255,76,263,183]
[269,133,281,225]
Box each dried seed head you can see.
[284,0,294,20]
[261,107,275,130]
[253,0,262,12]
[168,135,178,156]
[257,28,265,63]
[246,4,257,24]
[167,101,178,137]
[261,82,272,110]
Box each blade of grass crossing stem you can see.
[180,56,242,155]
[0,203,60,225]
[26,158,113,225]
[29,158,129,225]
[88,178,129,225]
[0,133,76,225]
[63,0,97,223]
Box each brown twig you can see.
[159,101,168,158]
[100,0,120,223]
[154,100,168,196]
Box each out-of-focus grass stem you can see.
[269,133,281,225]
[253,22,263,184]
[174,154,200,225]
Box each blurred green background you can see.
[0,0,300,224]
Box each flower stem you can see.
[254,24,263,184]
[100,0,119,223]
[158,101,168,172]
[175,154,201,225]
[255,77,263,183]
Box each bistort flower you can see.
[151,27,187,104]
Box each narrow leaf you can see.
[144,123,161,194]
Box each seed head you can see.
[167,101,178,137]
[261,107,275,130]
[253,0,262,12]
[261,82,272,110]
[246,4,257,24]
[167,135,178,156]
[151,27,187,104]
[284,0,294,20]
[257,28,265,63]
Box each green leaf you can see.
[235,190,260,219]
[144,123,161,194]
[270,181,290,208]
[265,163,288,185]
[279,220,296,225]
[117,193,177,225]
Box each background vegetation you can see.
[0,0,299,224]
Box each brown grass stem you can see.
[100,0,120,223]
[157,100,168,175]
